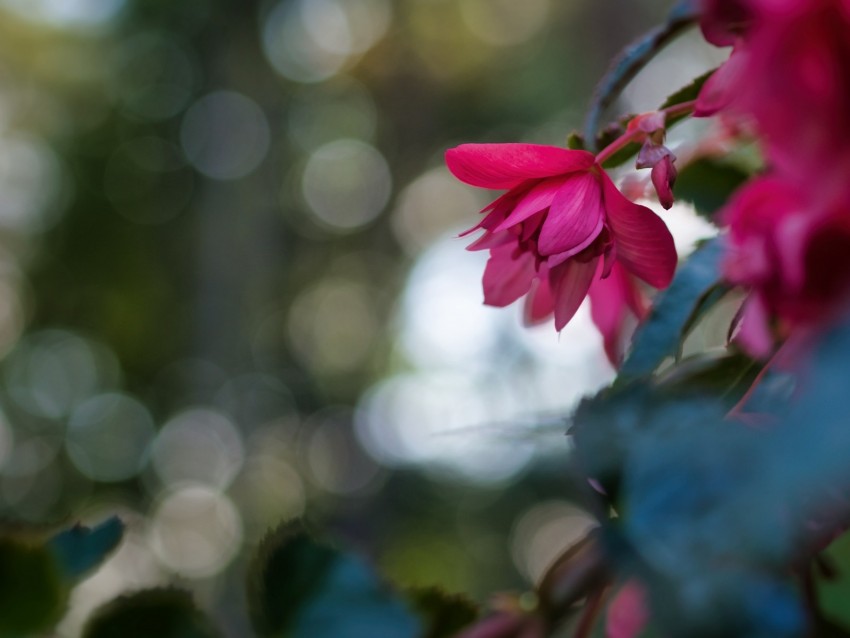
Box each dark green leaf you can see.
[656,350,760,406]
[248,525,421,638]
[83,589,221,638]
[674,159,749,219]
[619,237,727,379]
[0,536,68,637]
[566,131,586,150]
[407,587,478,638]
[659,69,716,126]
[583,0,700,150]
[48,516,124,583]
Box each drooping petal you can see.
[650,154,677,210]
[545,220,604,269]
[606,581,650,638]
[735,293,774,357]
[538,172,605,256]
[601,173,677,289]
[494,177,570,231]
[550,256,600,330]
[445,144,596,190]
[466,230,516,252]
[524,267,554,324]
[482,244,537,307]
[694,46,748,117]
[588,263,645,365]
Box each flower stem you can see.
[594,100,697,165]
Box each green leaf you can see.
[83,589,221,638]
[48,516,124,583]
[619,237,727,379]
[406,587,478,638]
[583,0,700,151]
[673,158,749,219]
[248,525,421,638]
[656,350,760,407]
[819,531,850,633]
[0,536,69,637]
[659,69,716,126]
[566,131,586,150]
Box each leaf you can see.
[407,587,478,638]
[248,525,421,638]
[673,159,749,219]
[656,350,760,407]
[659,69,716,126]
[83,589,221,638]
[48,516,124,583]
[619,237,727,379]
[0,536,69,637]
[583,0,700,151]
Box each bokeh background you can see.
[0,1,720,635]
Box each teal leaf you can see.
[619,237,727,379]
[83,589,221,638]
[48,516,124,583]
[248,525,421,638]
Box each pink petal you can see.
[606,581,649,638]
[694,47,748,117]
[524,269,554,324]
[538,172,605,256]
[650,155,677,210]
[736,294,774,358]
[494,177,570,231]
[482,244,537,307]
[466,230,515,252]
[601,173,677,289]
[546,218,605,269]
[445,144,596,190]
[589,264,640,366]
[550,257,600,330]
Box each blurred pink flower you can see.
[606,581,649,638]
[445,143,676,361]
[723,176,850,356]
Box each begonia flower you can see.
[445,143,676,362]
[722,176,850,356]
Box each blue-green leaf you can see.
[48,516,124,583]
[619,237,727,379]
[248,526,421,638]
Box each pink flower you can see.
[445,143,676,363]
[606,581,649,638]
[723,176,850,356]
[698,0,850,184]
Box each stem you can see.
[573,588,606,638]
[594,100,697,165]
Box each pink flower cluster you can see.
[699,0,850,355]
[444,144,677,364]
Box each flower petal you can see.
[445,144,596,190]
[494,177,570,231]
[588,263,645,365]
[601,173,677,289]
[538,172,605,256]
[482,244,537,307]
[550,256,600,330]
[524,266,554,324]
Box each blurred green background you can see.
[0,0,719,635]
